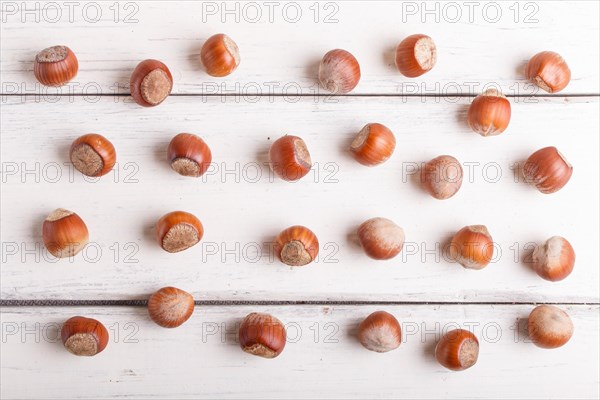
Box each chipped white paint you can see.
[0,2,598,96]
[1,1,599,399]
[1,96,598,302]
[1,305,599,399]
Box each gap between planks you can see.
[1,300,598,307]
[2,93,600,98]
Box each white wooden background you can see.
[2,305,599,399]
[1,1,599,399]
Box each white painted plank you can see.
[1,96,598,302]
[1,305,598,399]
[1,1,598,95]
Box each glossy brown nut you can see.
[467,89,511,136]
[318,49,361,94]
[42,208,89,258]
[156,211,203,253]
[274,225,319,266]
[269,135,312,181]
[201,34,240,77]
[168,133,212,177]
[532,236,575,282]
[239,312,286,358]
[357,217,405,260]
[130,59,173,107]
[395,34,436,78]
[358,311,402,353]
[34,45,78,86]
[435,329,479,371]
[421,155,463,200]
[61,316,109,357]
[523,146,573,194]
[449,225,494,269]
[350,123,396,166]
[526,51,571,93]
[70,134,116,177]
[148,287,195,328]
[528,305,574,349]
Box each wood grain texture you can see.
[1,1,599,399]
[1,305,598,399]
[1,1,598,95]
[1,96,598,302]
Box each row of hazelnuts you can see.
[35,37,574,194]
[62,299,575,371]
[43,209,576,282]
[58,132,575,279]
[35,35,574,192]
[38,34,574,194]
[33,34,572,98]
[67,129,574,196]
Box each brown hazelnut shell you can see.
[467,89,511,136]
[526,51,571,93]
[420,155,463,200]
[168,133,213,177]
[350,123,396,166]
[357,217,405,260]
[449,225,494,269]
[156,211,203,253]
[528,305,574,349]
[269,135,312,181]
[274,225,319,266]
[130,59,173,107]
[61,316,108,356]
[395,34,437,78]
[201,34,240,77]
[34,45,78,86]
[42,208,89,258]
[70,134,116,177]
[239,312,286,358]
[148,287,195,328]
[318,49,361,94]
[531,236,575,282]
[358,311,402,353]
[435,329,479,371]
[523,146,573,194]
